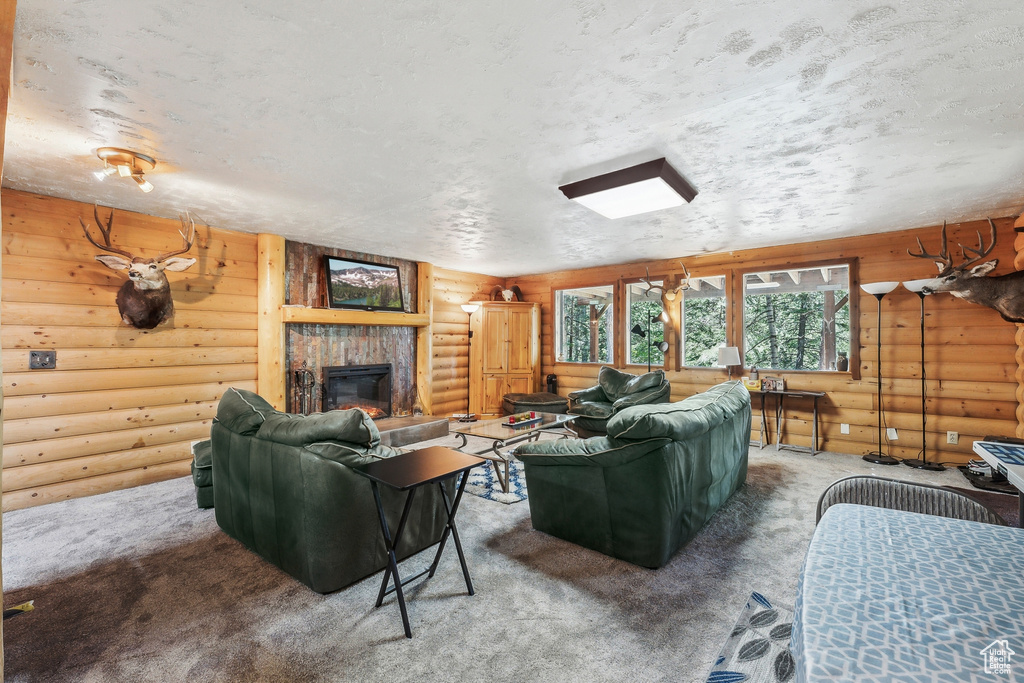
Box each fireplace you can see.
[322,363,393,419]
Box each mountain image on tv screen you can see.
[328,262,402,310]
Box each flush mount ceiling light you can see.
[558,158,698,219]
[94,147,156,193]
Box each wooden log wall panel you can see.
[511,215,1022,465]
[1,190,259,510]
[430,267,505,417]
[283,241,419,416]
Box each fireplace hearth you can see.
[322,363,393,418]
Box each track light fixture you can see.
[94,147,156,193]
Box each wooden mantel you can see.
[281,307,429,327]
[257,233,435,411]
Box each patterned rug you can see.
[464,458,528,504]
[706,592,795,683]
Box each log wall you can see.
[510,216,1021,465]
[1,189,259,510]
[429,267,504,417]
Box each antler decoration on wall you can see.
[640,261,691,308]
[907,218,1024,323]
[81,205,197,329]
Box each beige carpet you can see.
[1,442,998,682]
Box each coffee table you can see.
[972,440,1024,528]
[451,413,578,493]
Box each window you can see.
[679,275,728,367]
[626,281,665,366]
[554,285,614,363]
[742,264,850,371]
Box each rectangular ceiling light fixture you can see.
[558,158,698,219]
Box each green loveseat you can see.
[567,366,671,437]
[211,388,452,594]
[515,380,751,568]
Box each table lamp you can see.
[717,346,741,380]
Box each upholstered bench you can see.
[191,439,214,509]
[502,391,568,416]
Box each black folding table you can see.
[353,446,484,638]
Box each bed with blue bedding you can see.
[793,503,1024,680]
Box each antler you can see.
[957,218,997,269]
[908,221,953,275]
[640,262,692,302]
[80,205,135,259]
[156,211,196,261]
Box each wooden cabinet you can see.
[469,302,540,416]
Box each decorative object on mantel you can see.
[908,218,1024,323]
[93,147,155,192]
[859,281,901,465]
[900,279,944,471]
[81,205,196,329]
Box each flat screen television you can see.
[323,256,405,312]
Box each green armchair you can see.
[211,388,452,593]
[515,381,751,568]
[567,366,672,437]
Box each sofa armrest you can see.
[514,436,671,467]
[568,385,608,405]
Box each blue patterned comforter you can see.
[793,503,1024,681]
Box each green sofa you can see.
[211,388,452,594]
[567,366,671,437]
[515,380,751,568]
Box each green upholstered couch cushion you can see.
[607,380,750,442]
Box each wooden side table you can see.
[353,446,484,638]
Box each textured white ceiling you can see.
[5,1,1024,276]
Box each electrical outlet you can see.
[947,431,959,445]
[29,350,56,369]
[840,423,850,435]
[886,427,898,440]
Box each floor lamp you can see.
[860,281,900,465]
[901,279,944,471]
[631,311,669,372]
[460,303,480,422]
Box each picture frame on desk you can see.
[762,377,785,392]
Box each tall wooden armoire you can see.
[468,301,541,417]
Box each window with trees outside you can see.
[554,284,614,364]
[679,275,727,367]
[626,281,665,366]
[742,264,850,372]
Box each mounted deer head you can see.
[908,218,1024,323]
[640,261,691,308]
[81,205,197,329]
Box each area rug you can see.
[464,458,527,504]
[706,592,795,683]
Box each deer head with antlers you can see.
[81,205,197,329]
[639,261,692,308]
[908,218,1024,323]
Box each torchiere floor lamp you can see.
[901,279,944,470]
[460,303,480,422]
[860,281,900,465]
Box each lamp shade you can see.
[902,278,933,293]
[717,346,741,367]
[860,281,900,295]
[460,303,480,314]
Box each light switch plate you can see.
[29,350,56,369]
